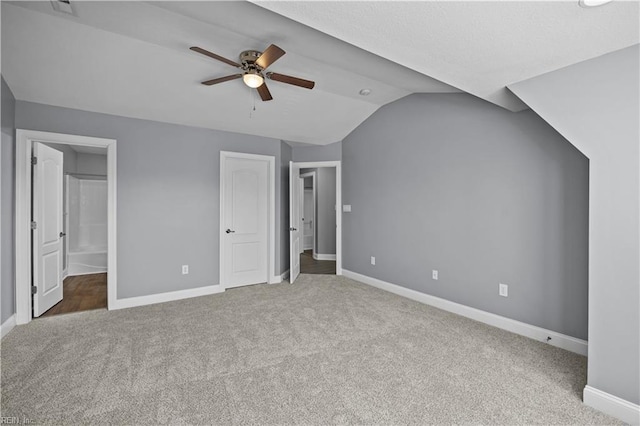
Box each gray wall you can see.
[509,45,640,405]
[15,101,285,299]
[76,152,107,175]
[292,141,342,162]
[39,144,107,176]
[1,76,16,323]
[316,168,336,255]
[342,93,589,340]
[280,141,291,275]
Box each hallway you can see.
[300,250,336,275]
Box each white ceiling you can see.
[2,2,638,145]
[1,1,456,145]
[254,1,639,112]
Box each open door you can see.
[299,177,304,254]
[32,142,64,317]
[289,161,301,283]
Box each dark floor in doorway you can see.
[300,250,336,274]
[40,273,107,317]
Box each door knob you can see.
[59,232,66,237]
[289,227,297,231]
[225,229,235,234]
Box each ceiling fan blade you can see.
[267,72,315,90]
[201,74,243,86]
[190,46,241,68]
[256,44,286,70]
[256,82,273,101]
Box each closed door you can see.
[222,156,268,288]
[33,142,64,316]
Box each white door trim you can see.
[298,177,304,254]
[292,161,342,275]
[15,130,117,325]
[300,171,316,255]
[219,151,276,288]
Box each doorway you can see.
[299,169,336,275]
[33,142,108,317]
[14,130,117,325]
[289,161,342,283]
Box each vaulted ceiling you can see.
[2,1,638,145]
[254,0,639,112]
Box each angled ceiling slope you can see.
[1,1,456,145]
[254,1,640,112]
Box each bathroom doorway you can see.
[35,142,108,317]
[14,130,117,325]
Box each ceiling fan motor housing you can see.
[240,50,263,70]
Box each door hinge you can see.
[31,286,37,295]
[31,156,37,165]
[31,221,37,230]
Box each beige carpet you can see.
[1,274,618,425]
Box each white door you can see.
[32,142,64,316]
[289,162,301,283]
[303,189,314,250]
[222,156,268,288]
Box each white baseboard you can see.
[270,270,291,284]
[584,385,640,425]
[342,269,588,356]
[1,314,17,339]
[111,285,224,310]
[268,273,281,284]
[313,253,336,261]
[66,270,108,278]
[270,275,282,284]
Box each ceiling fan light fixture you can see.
[243,72,264,88]
[579,0,613,7]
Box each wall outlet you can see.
[371,256,376,265]
[432,270,438,280]
[182,265,189,275]
[499,283,508,297]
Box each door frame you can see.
[15,130,117,325]
[219,151,276,289]
[300,171,316,255]
[292,161,342,275]
[298,176,304,255]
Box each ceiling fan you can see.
[190,44,315,101]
